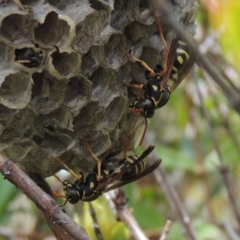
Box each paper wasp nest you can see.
[0,0,198,177]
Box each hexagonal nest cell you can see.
[34,11,71,47]
[0,13,35,44]
[0,0,198,179]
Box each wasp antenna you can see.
[153,13,171,79]
[55,157,81,179]
[60,198,69,207]
[153,13,169,52]
[82,139,102,181]
[128,53,155,75]
[54,174,63,184]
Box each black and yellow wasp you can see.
[15,45,43,68]
[55,145,161,205]
[126,15,195,118]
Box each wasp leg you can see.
[54,174,65,185]
[83,139,102,181]
[53,190,65,199]
[123,82,144,89]
[53,192,65,198]
[55,157,81,179]
[129,108,143,114]
[153,14,169,76]
[128,53,156,76]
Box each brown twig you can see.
[17,231,51,239]
[184,86,215,220]
[88,202,104,240]
[105,189,149,240]
[0,155,91,240]
[211,220,240,240]
[159,220,172,240]
[222,223,240,240]
[192,68,240,232]
[155,166,197,240]
[0,226,19,240]
[202,71,240,156]
[143,135,198,240]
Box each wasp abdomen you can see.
[171,40,190,76]
[117,155,146,181]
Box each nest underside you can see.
[0,0,198,177]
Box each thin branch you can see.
[155,166,197,240]
[143,135,198,240]
[223,223,240,240]
[16,231,51,240]
[192,68,240,232]
[217,165,240,232]
[184,87,215,220]
[0,226,19,240]
[159,220,172,240]
[202,71,240,156]
[105,189,149,240]
[88,202,104,240]
[0,155,91,240]
[212,221,240,240]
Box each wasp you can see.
[15,45,43,68]
[126,15,195,118]
[55,145,161,205]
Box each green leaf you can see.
[0,176,18,220]
[155,145,196,171]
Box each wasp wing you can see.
[160,37,179,88]
[96,145,155,191]
[104,159,162,192]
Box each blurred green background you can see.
[1,0,240,239]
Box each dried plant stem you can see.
[0,226,19,240]
[105,190,149,240]
[88,202,104,240]
[213,221,240,240]
[192,69,240,232]
[159,220,172,240]
[0,155,91,240]
[184,88,215,219]
[143,135,197,240]
[155,166,197,240]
